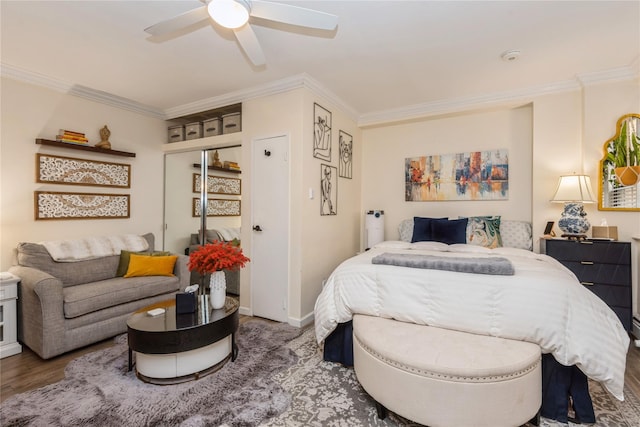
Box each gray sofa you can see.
[8,233,189,359]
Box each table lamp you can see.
[551,174,596,237]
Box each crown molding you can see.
[358,80,581,128]
[164,73,359,122]
[4,60,637,128]
[576,63,638,86]
[1,63,72,93]
[359,64,639,128]
[1,63,165,119]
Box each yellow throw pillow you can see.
[124,254,178,278]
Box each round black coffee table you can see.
[127,295,239,384]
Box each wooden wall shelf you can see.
[36,139,136,158]
[193,163,241,174]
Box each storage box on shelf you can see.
[185,122,203,141]
[203,118,221,137]
[168,125,185,143]
[166,103,241,145]
[222,112,241,134]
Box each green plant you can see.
[606,120,640,168]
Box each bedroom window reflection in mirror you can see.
[598,113,640,211]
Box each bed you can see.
[314,217,630,402]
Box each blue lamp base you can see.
[558,202,590,235]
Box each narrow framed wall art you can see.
[313,102,332,161]
[320,164,337,215]
[338,130,353,179]
[192,198,241,217]
[35,191,130,220]
[36,153,131,188]
[192,173,241,195]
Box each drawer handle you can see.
[579,241,594,245]
[580,261,594,265]
[581,281,594,286]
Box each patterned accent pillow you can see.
[463,216,502,249]
[398,219,414,242]
[500,220,533,250]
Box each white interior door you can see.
[251,135,289,322]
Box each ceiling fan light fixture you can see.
[208,0,250,29]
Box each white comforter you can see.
[314,241,630,401]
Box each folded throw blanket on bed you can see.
[372,253,515,275]
[42,234,149,262]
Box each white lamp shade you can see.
[551,175,596,203]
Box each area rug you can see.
[265,327,640,427]
[2,322,639,427]
[0,319,303,427]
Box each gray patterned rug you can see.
[0,319,303,427]
[266,327,640,427]
[2,321,639,427]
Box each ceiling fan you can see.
[145,0,338,66]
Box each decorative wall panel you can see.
[35,191,130,220]
[192,198,241,217]
[192,173,241,195]
[36,154,131,188]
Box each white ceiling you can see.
[2,0,639,123]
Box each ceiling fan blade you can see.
[250,0,338,30]
[144,5,210,36]
[234,24,266,65]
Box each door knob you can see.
[253,225,263,232]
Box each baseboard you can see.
[239,306,252,316]
[288,311,314,328]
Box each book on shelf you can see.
[56,134,88,142]
[56,139,90,146]
[59,129,86,138]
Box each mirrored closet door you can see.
[164,146,242,294]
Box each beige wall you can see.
[300,91,362,322]
[0,78,167,270]
[240,88,361,324]
[361,106,533,242]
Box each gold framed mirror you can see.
[598,113,640,211]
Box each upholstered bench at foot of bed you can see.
[353,315,542,427]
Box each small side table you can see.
[1,272,22,358]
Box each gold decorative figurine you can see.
[95,125,112,149]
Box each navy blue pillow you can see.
[431,218,468,245]
[411,217,446,242]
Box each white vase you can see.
[209,271,226,309]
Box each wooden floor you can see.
[2,331,640,405]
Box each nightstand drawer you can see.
[583,283,632,308]
[561,262,630,286]
[544,240,630,264]
[542,238,632,332]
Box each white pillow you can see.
[398,219,413,242]
[500,220,532,250]
[448,243,492,254]
[372,240,413,250]
[410,241,450,252]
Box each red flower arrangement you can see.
[188,240,250,274]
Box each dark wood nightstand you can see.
[541,238,632,331]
